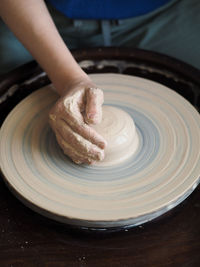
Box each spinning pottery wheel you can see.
[0,48,200,230]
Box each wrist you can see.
[54,71,94,96]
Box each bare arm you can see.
[0,0,106,164]
[0,0,89,95]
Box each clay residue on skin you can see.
[85,88,104,125]
[49,87,106,164]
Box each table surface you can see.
[0,178,199,267]
[0,48,200,267]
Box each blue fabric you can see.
[2,0,200,74]
[47,0,172,19]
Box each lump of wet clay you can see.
[93,105,139,166]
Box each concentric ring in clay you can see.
[0,73,200,229]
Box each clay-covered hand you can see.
[49,81,107,164]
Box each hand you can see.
[49,81,107,164]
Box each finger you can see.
[55,131,94,165]
[56,119,104,161]
[61,112,107,149]
[85,88,104,125]
[51,91,107,149]
[60,99,107,149]
[49,88,85,124]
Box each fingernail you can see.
[97,151,104,161]
[89,113,100,122]
[98,140,107,149]
[87,113,95,119]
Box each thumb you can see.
[85,87,104,125]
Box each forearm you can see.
[0,0,89,95]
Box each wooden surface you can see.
[0,48,200,266]
[0,178,199,267]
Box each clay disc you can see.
[0,73,200,229]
